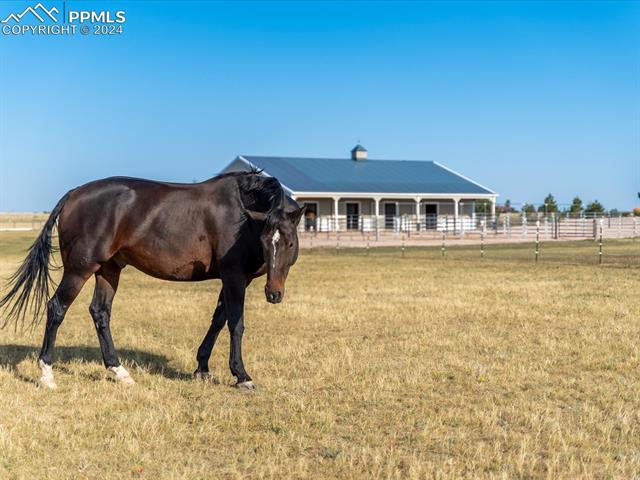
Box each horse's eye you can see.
[288,242,294,248]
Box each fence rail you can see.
[299,213,639,242]
[1,212,638,243]
[0,213,49,231]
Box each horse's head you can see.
[247,206,305,304]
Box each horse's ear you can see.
[287,206,306,226]
[246,210,267,222]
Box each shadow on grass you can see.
[0,344,193,383]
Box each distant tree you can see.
[569,196,583,214]
[537,193,558,213]
[584,200,605,214]
[522,203,536,215]
[609,208,620,216]
[495,200,512,214]
[474,199,491,214]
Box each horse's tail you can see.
[0,191,72,330]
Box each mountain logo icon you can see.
[1,3,59,23]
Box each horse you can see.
[0,171,305,390]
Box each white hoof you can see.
[236,380,255,390]
[38,360,57,390]
[109,365,136,385]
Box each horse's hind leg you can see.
[38,271,89,389]
[90,261,133,385]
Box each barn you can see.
[221,145,498,232]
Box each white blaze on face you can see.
[271,229,281,268]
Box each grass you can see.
[0,231,639,479]
[321,236,640,267]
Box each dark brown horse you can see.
[0,171,304,389]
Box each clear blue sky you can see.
[1,0,638,211]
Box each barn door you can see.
[303,202,318,231]
[346,202,360,230]
[424,204,437,229]
[384,203,397,230]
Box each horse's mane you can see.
[215,168,285,215]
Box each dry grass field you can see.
[0,231,639,479]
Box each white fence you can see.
[300,213,640,241]
[1,212,638,241]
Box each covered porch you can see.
[292,194,498,234]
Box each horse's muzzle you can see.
[265,289,283,304]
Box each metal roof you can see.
[237,155,495,195]
[351,144,367,153]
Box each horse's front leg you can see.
[194,289,226,379]
[222,274,254,389]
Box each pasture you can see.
[0,231,638,479]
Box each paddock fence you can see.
[297,212,640,266]
[298,212,639,243]
[0,213,49,232]
[1,212,638,241]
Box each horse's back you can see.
[57,176,239,280]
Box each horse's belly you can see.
[116,246,216,281]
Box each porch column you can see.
[453,197,460,234]
[415,197,421,230]
[490,197,496,221]
[291,195,299,231]
[333,196,340,232]
[373,197,380,238]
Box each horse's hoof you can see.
[194,370,209,381]
[38,360,56,390]
[109,365,136,385]
[39,376,57,390]
[119,375,136,386]
[236,380,256,390]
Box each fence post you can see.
[634,217,638,239]
[441,231,446,258]
[598,219,603,265]
[480,220,485,258]
[535,220,540,263]
[619,214,623,238]
[401,235,405,258]
[522,213,527,238]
